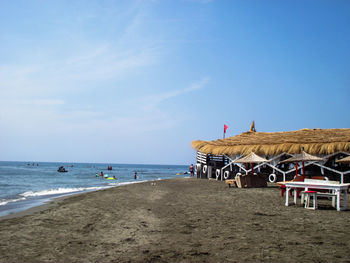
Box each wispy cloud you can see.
[0,2,162,98]
[143,76,210,107]
[0,43,158,98]
[187,76,210,92]
[0,1,213,162]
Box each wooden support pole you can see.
[302,161,305,177]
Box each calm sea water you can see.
[0,161,188,217]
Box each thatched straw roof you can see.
[192,128,350,156]
[234,152,269,164]
[279,151,324,163]
[336,156,350,163]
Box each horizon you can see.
[0,160,188,166]
[1,0,349,165]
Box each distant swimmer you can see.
[134,172,137,180]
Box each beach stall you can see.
[195,151,229,179]
[192,127,350,183]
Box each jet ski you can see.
[57,166,68,173]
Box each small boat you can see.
[57,166,68,173]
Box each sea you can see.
[0,161,188,217]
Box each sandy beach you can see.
[0,178,350,263]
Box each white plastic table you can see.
[285,181,350,211]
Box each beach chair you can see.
[280,176,305,197]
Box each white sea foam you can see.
[20,186,107,197]
[0,197,26,206]
[107,180,146,186]
[2,181,158,207]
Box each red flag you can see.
[224,124,228,133]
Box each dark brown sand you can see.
[0,178,350,263]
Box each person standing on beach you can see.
[134,172,137,180]
[189,164,194,177]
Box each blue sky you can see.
[0,0,349,164]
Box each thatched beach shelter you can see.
[192,128,350,183]
[192,128,350,156]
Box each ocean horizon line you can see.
[0,160,188,167]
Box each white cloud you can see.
[142,76,210,108]
[0,2,162,99]
[0,43,158,99]
[0,1,210,162]
[187,76,210,92]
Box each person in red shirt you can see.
[189,164,194,177]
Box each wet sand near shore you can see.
[0,178,350,263]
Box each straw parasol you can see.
[279,151,324,177]
[234,152,269,175]
[279,151,324,164]
[336,156,350,164]
[234,152,269,164]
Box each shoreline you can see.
[0,194,68,221]
[1,178,350,262]
[0,179,154,219]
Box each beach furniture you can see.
[279,175,330,198]
[303,190,318,209]
[300,179,340,207]
[233,173,267,188]
[278,175,305,197]
[285,179,350,211]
